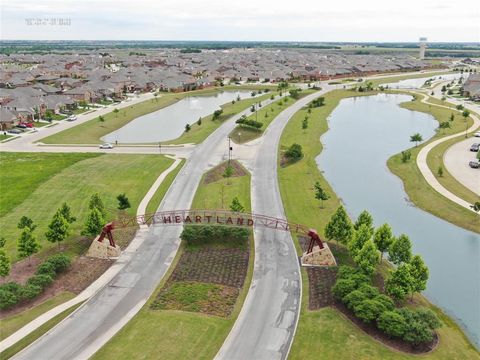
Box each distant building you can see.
[419,37,427,60]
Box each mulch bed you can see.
[334,301,438,354]
[203,160,248,184]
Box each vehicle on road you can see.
[16,123,27,128]
[99,143,114,149]
[470,143,479,152]
[8,128,22,134]
[469,161,480,169]
[67,115,77,121]
[474,132,480,137]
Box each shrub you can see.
[332,279,357,300]
[413,308,441,330]
[46,254,71,273]
[27,274,54,289]
[354,299,386,323]
[19,284,42,300]
[0,281,22,295]
[343,289,367,309]
[0,289,18,309]
[373,294,395,311]
[285,143,303,161]
[378,310,407,338]
[357,283,380,299]
[35,262,56,277]
[348,273,371,287]
[180,226,249,247]
[403,318,435,345]
[336,265,357,279]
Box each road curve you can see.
[215,87,333,360]
[11,96,278,360]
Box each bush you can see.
[414,308,441,329]
[35,261,56,277]
[332,279,357,300]
[373,294,395,311]
[343,289,367,309]
[180,226,249,247]
[396,307,441,345]
[19,284,42,300]
[354,299,386,323]
[235,117,263,130]
[377,310,407,338]
[27,274,54,289]
[0,289,18,309]
[284,143,303,161]
[0,281,22,295]
[357,283,379,299]
[45,254,71,273]
[336,265,357,279]
[348,273,371,287]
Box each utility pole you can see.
[228,136,232,163]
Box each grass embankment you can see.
[0,291,75,340]
[387,95,479,233]
[0,134,13,141]
[367,71,454,87]
[229,90,316,144]
[0,152,174,259]
[0,301,83,359]
[92,161,254,360]
[275,90,479,359]
[41,86,274,145]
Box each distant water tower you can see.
[419,37,427,60]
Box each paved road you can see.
[12,96,280,360]
[444,137,480,196]
[215,87,333,360]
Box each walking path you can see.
[410,91,480,211]
[0,156,183,353]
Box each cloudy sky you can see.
[1,0,479,42]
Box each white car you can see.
[474,132,480,137]
[67,115,77,121]
[99,143,114,149]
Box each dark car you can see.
[470,143,479,152]
[469,161,480,169]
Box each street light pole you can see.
[228,136,232,163]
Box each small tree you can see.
[471,201,480,213]
[325,206,354,245]
[89,193,107,218]
[409,255,429,299]
[302,118,308,130]
[284,143,303,161]
[348,224,372,259]
[437,166,443,177]
[18,216,37,231]
[456,104,464,111]
[117,193,131,210]
[59,203,76,224]
[401,150,411,163]
[45,211,70,249]
[0,249,10,277]
[389,234,413,265]
[99,115,105,122]
[17,228,40,263]
[373,223,393,260]
[462,109,470,121]
[410,133,423,147]
[354,240,380,276]
[377,310,406,338]
[449,113,455,122]
[314,181,329,208]
[354,210,374,237]
[113,108,119,117]
[223,164,234,180]
[197,117,202,125]
[213,109,223,120]
[0,237,5,248]
[82,208,105,237]
[185,123,191,132]
[385,264,414,301]
[230,197,245,213]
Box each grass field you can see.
[0,134,13,141]
[229,90,315,144]
[0,291,75,340]
[92,161,253,360]
[41,86,274,145]
[367,71,454,87]
[386,95,479,233]
[0,302,83,359]
[0,153,174,259]
[277,89,479,359]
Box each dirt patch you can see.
[203,160,248,184]
[334,302,438,354]
[170,248,249,288]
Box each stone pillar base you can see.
[86,237,121,259]
[301,243,336,267]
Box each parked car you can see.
[16,123,27,129]
[8,129,22,134]
[99,143,114,149]
[469,161,480,169]
[474,132,480,137]
[470,143,479,152]
[67,115,77,121]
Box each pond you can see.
[382,73,465,89]
[103,90,257,143]
[317,93,480,347]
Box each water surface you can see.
[318,93,480,346]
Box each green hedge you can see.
[180,225,249,247]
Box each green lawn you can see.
[0,134,12,141]
[0,291,75,340]
[229,91,315,144]
[0,302,83,359]
[41,87,273,145]
[386,94,479,233]
[367,71,454,87]
[0,153,174,259]
[277,89,479,359]
[92,162,253,360]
